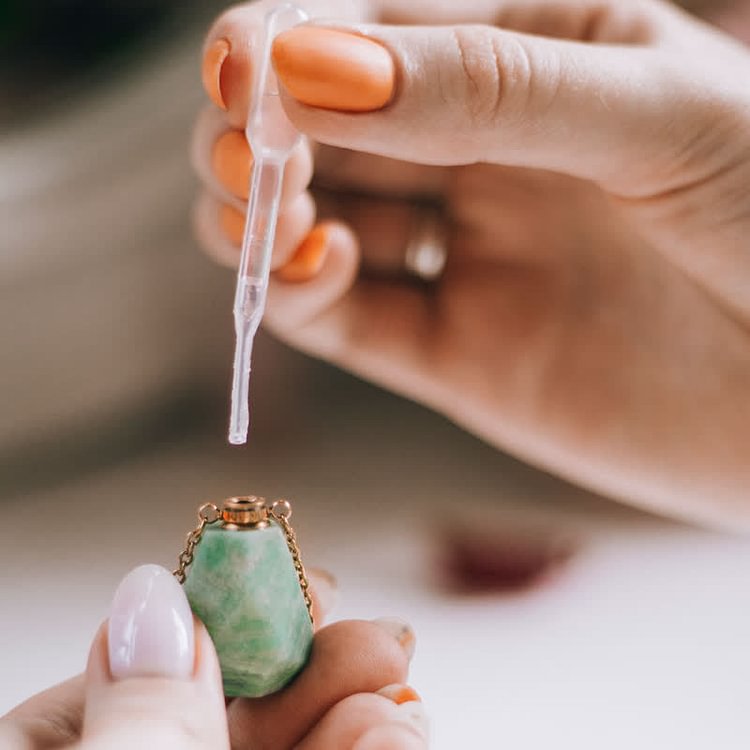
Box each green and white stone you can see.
[184,523,313,697]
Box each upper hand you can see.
[192,0,750,528]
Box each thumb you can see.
[272,20,718,195]
[80,565,228,750]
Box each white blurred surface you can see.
[2,379,749,750]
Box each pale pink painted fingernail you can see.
[372,617,416,661]
[108,564,194,680]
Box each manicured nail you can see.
[219,203,245,246]
[276,223,332,283]
[272,27,395,112]
[372,617,416,661]
[212,130,252,200]
[308,567,339,616]
[377,683,421,705]
[202,38,230,110]
[108,564,194,680]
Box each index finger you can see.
[203,0,379,127]
[202,0,548,127]
[202,0,675,126]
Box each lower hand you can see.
[0,565,426,749]
[192,0,750,528]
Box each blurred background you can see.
[2,2,750,748]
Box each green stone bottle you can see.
[182,497,314,697]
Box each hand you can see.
[0,565,426,749]
[192,0,750,528]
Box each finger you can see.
[191,106,313,206]
[265,219,358,332]
[0,569,340,750]
[315,167,553,269]
[307,568,339,626]
[265,220,439,404]
[193,189,315,270]
[297,689,428,750]
[376,0,665,43]
[0,675,85,749]
[227,618,415,749]
[202,0,379,127]
[202,0,666,123]
[313,191,422,273]
[271,18,727,195]
[81,565,228,750]
[313,146,449,199]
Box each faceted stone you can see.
[184,523,313,697]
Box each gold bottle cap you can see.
[221,496,269,529]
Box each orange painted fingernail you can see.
[276,223,331,283]
[212,130,252,200]
[219,203,245,246]
[376,684,422,705]
[272,27,395,112]
[202,38,231,110]
[371,617,416,661]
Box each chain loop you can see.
[270,500,314,625]
[173,503,220,583]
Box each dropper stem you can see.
[228,158,284,444]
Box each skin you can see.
[0,576,426,750]
[194,0,750,530]
[7,2,748,746]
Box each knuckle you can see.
[655,65,750,184]
[448,26,505,127]
[491,33,550,129]
[448,27,543,131]
[21,714,80,745]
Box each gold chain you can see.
[270,500,315,625]
[173,503,221,583]
[172,499,314,626]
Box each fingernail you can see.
[308,567,339,615]
[272,27,395,112]
[276,223,332,283]
[371,617,416,661]
[212,130,252,200]
[219,203,245,246]
[376,683,421,705]
[202,38,230,110]
[108,564,194,680]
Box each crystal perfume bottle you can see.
[175,496,314,697]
